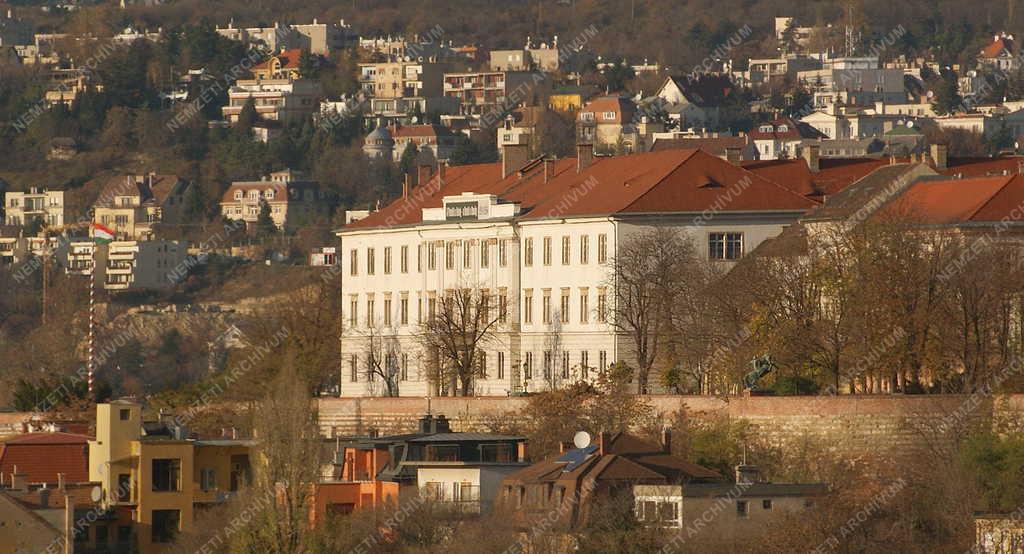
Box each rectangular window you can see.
[480,291,490,321]
[367,248,375,275]
[499,239,508,266]
[561,236,570,265]
[366,299,375,326]
[383,298,392,326]
[464,241,472,268]
[200,468,216,491]
[151,459,181,492]
[581,351,589,379]
[119,408,130,421]
[580,235,589,264]
[579,291,589,323]
[543,351,552,380]
[599,350,607,370]
[525,352,533,379]
[737,500,749,518]
[597,289,607,322]
[383,247,392,274]
[543,237,552,266]
[499,291,508,323]
[401,298,409,325]
[418,244,423,272]
[481,240,490,268]
[762,499,773,510]
[542,293,551,324]
[401,354,409,381]
[428,297,437,321]
[709,232,744,260]
[498,352,505,380]
[428,243,437,270]
[524,238,533,267]
[401,245,409,273]
[598,234,608,264]
[479,351,488,379]
[350,249,358,276]
[562,351,570,379]
[560,291,570,324]
[349,298,358,327]
[446,242,455,269]
[152,509,180,543]
[350,354,358,381]
[523,292,533,324]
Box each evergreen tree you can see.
[256,199,277,238]
[932,72,963,115]
[236,98,259,135]
[399,142,419,176]
[183,183,206,222]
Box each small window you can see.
[119,408,130,421]
[152,509,180,543]
[201,469,216,492]
[736,500,748,518]
[762,499,773,510]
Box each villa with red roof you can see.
[252,48,304,80]
[979,33,1018,73]
[336,145,817,397]
[0,432,91,485]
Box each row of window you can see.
[348,232,744,276]
[347,288,607,328]
[348,349,611,382]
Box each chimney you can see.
[930,143,947,171]
[57,473,65,491]
[502,143,530,179]
[576,143,594,173]
[11,467,26,491]
[597,432,611,455]
[39,488,50,508]
[434,414,451,433]
[802,144,820,173]
[661,428,672,454]
[64,493,74,554]
[417,164,432,188]
[438,161,447,185]
[418,414,433,434]
[517,441,527,462]
[403,173,412,199]
[543,158,555,182]
[724,146,742,165]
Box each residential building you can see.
[799,68,908,113]
[979,33,1019,73]
[500,431,826,536]
[577,95,663,153]
[651,76,731,131]
[799,110,917,141]
[489,36,562,72]
[650,135,759,162]
[310,246,338,266]
[974,513,1024,553]
[216,19,355,55]
[443,71,550,118]
[800,137,885,158]
[774,17,813,49]
[739,55,821,86]
[391,124,463,163]
[0,490,64,553]
[88,400,254,551]
[363,124,395,159]
[933,112,1001,138]
[222,78,323,124]
[749,117,827,160]
[335,146,817,396]
[547,86,595,113]
[102,240,187,290]
[359,59,450,99]
[4,187,63,227]
[220,169,330,230]
[334,414,527,514]
[93,173,191,240]
[251,48,303,80]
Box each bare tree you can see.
[607,228,700,393]
[418,286,502,396]
[361,324,403,397]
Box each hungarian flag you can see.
[91,223,115,244]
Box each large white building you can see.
[335,146,817,397]
[4,187,64,227]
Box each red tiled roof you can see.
[0,432,90,484]
[741,157,890,197]
[748,117,827,141]
[981,37,1014,59]
[579,96,636,123]
[879,174,1024,225]
[254,48,303,71]
[649,136,749,156]
[391,124,456,138]
[343,149,817,231]
[941,156,1024,178]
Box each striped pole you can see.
[87,242,95,396]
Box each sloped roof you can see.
[254,48,302,71]
[0,432,91,484]
[650,136,750,156]
[96,174,183,207]
[391,124,458,139]
[748,117,827,141]
[941,156,1024,178]
[579,96,636,123]
[343,149,816,231]
[981,37,1014,59]
[741,157,891,197]
[877,174,1024,225]
[803,163,929,222]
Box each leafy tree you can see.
[235,98,260,136]
[961,432,1024,512]
[602,61,635,93]
[931,71,962,115]
[255,199,276,237]
[183,182,206,222]
[398,141,418,176]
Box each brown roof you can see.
[650,136,750,156]
[981,37,1014,59]
[253,48,303,71]
[579,96,636,123]
[391,124,457,138]
[941,156,1024,178]
[96,174,184,207]
[344,149,817,231]
[220,180,320,203]
[878,174,1024,225]
[742,157,892,197]
[748,117,827,141]
[0,432,91,484]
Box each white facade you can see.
[66,240,186,290]
[338,196,800,397]
[4,188,64,227]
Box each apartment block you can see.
[4,187,63,227]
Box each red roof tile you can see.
[741,157,890,197]
[343,149,816,231]
[981,37,1014,59]
[748,117,826,141]
[0,432,90,484]
[879,174,1024,224]
[253,48,303,71]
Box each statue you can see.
[743,355,776,391]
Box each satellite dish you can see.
[573,430,592,449]
[411,116,419,124]
[926,91,934,99]
[90,486,102,503]
[906,120,914,128]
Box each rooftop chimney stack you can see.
[724,146,742,165]
[576,143,594,173]
[437,161,447,186]
[930,143,947,171]
[543,158,555,182]
[403,174,411,199]
[502,143,530,179]
[661,428,672,454]
[597,431,611,455]
[735,464,761,485]
[11,467,26,491]
[417,164,432,188]
[802,144,820,173]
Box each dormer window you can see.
[265,189,275,199]
[759,125,773,133]
[248,191,259,200]
[234,191,243,200]
[602,111,617,120]
[581,112,595,122]
[777,124,789,132]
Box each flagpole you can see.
[88,238,95,397]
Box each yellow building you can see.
[92,173,192,240]
[89,401,254,552]
[548,90,588,113]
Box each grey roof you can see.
[407,433,525,443]
[683,482,829,498]
[802,163,926,222]
[366,125,392,141]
